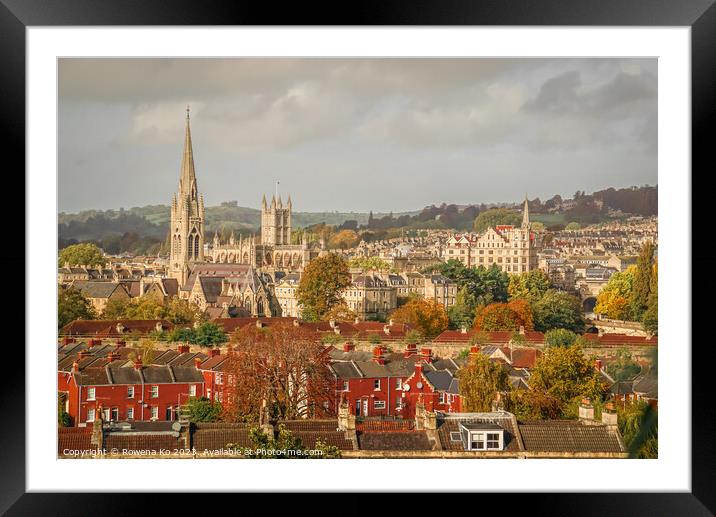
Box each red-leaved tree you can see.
[221,322,336,422]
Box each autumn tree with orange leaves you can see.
[473,299,534,331]
[390,298,449,339]
[221,322,336,423]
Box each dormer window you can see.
[459,423,505,451]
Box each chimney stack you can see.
[372,346,385,365]
[133,357,143,370]
[208,348,220,358]
[178,344,190,354]
[106,352,119,363]
[255,320,264,328]
[389,319,394,326]
[578,397,595,421]
[71,361,79,374]
[194,357,203,369]
[343,343,355,353]
[420,348,433,364]
[519,326,526,335]
[329,318,336,329]
[404,343,417,358]
[460,327,467,334]
[601,401,618,427]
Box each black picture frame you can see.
[3,0,713,514]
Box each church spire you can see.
[521,194,531,229]
[179,106,197,197]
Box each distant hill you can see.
[58,185,656,253]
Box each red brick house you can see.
[328,344,464,419]
[58,342,206,426]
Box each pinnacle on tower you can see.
[262,194,267,210]
[179,107,197,197]
[521,195,531,229]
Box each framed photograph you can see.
[5,0,714,513]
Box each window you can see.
[127,386,134,399]
[343,381,349,392]
[110,407,119,421]
[189,385,197,397]
[395,379,402,390]
[470,432,485,450]
[374,400,386,410]
[373,379,381,390]
[166,406,173,421]
[450,432,462,442]
[86,408,95,422]
[216,373,223,385]
[487,433,501,450]
[127,407,134,420]
[86,387,96,401]
[439,392,445,404]
[151,385,159,398]
[150,406,159,420]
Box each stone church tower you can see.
[170,108,205,285]
[261,194,292,245]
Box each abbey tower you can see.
[169,108,205,285]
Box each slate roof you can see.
[71,281,128,299]
[73,364,203,386]
[192,423,252,450]
[518,420,626,453]
[60,319,173,337]
[358,431,434,451]
[632,371,658,398]
[198,277,224,303]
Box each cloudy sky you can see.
[58,58,657,213]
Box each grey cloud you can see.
[58,58,657,213]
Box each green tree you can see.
[242,424,341,459]
[606,348,642,381]
[58,242,105,267]
[58,394,72,427]
[630,241,656,320]
[296,254,351,321]
[58,287,97,329]
[508,270,551,302]
[458,353,509,412]
[447,286,478,329]
[565,222,581,231]
[529,344,608,407]
[532,289,584,332]
[186,396,222,423]
[618,400,658,459]
[473,208,522,233]
[642,262,658,335]
[349,256,391,272]
[404,329,423,345]
[428,261,509,308]
[503,389,563,420]
[102,296,204,325]
[193,322,228,346]
[544,328,578,347]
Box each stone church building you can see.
[168,109,318,317]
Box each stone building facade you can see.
[443,198,540,274]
